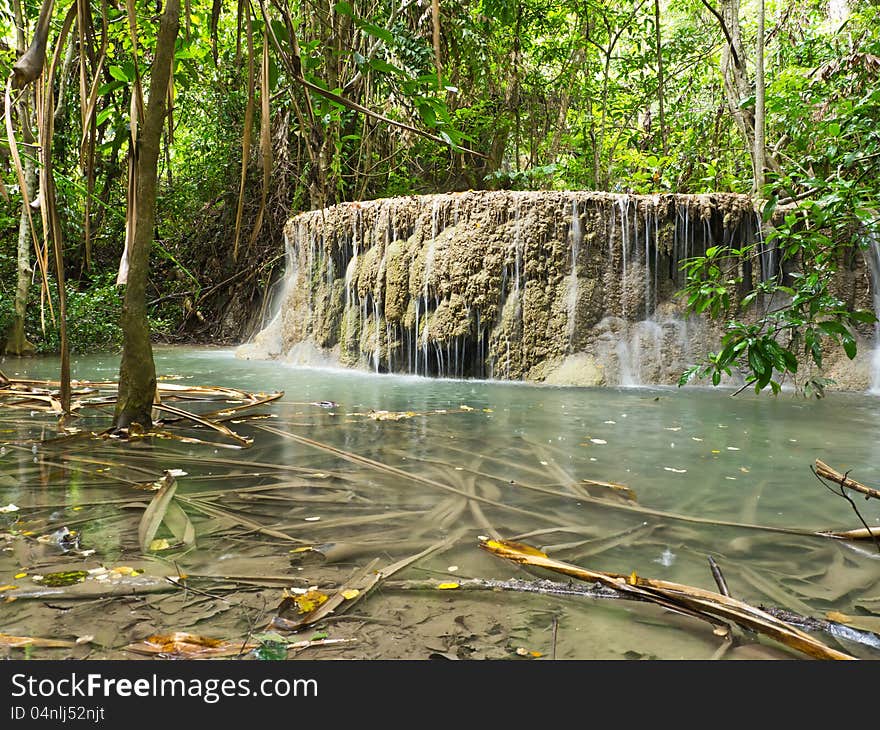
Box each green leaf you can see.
[109,65,131,83]
[97,80,126,96]
[818,320,849,337]
[254,640,287,661]
[748,345,767,375]
[781,349,799,373]
[849,309,877,324]
[677,367,696,387]
[416,100,436,127]
[359,21,394,45]
[369,57,404,76]
[761,195,777,223]
[842,334,857,359]
[95,107,115,126]
[333,1,353,16]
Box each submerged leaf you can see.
[254,640,288,661]
[0,633,76,648]
[291,589,330,614]
[138,472,179,552]
[125,632,255,658]
[110,566,141,576]
[480,538,548,558]
[33,570,89,587]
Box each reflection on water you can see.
[1,345,879,660]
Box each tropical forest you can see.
[0,0,878,664]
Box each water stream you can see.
[1,346,878,659]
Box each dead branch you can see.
[815,460,880,501]
[480,537,857,660]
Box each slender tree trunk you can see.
[113,0,180,430]
[6,147,37,355]
[11,0,55,88]
[5,0,36,356]
[754,0,766,195]
[718,0,757,179]
[432,0,441,89]
[712,0,780,181]
[654,0,667,155]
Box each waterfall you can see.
[567,200,582,351]
[237,191,798,387]
[865,230,880,393]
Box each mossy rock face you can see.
[426,294,471,345]
[310,279,345,349]
[240,190,872,389]
[356,244,383,298]
[384,239,411,322]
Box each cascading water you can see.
[239,190,868,388]
[566,200,582,351]
[864,230,880,393]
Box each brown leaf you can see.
[125,632,256,658]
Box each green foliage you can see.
[677,5,880,396]
[0,272,173,355]
[2,0,879,384]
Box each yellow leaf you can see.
[481,538,548,558]
[341,589,360,600]
[826,611,850,623]
[294,589,329,614]
[530,651,543,658]
[289,546,314,554]
[14,572,27,579]
[149,539,171,552]
[111,566,141,576]
[437,582,459,590]
[459,404,474,411]
[711,450,721,454]
[629,571,638,585]
[0,585,18,592]
[482,408,493,413]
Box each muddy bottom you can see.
[1,346,878,660]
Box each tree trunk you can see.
[5,101,37,356]
[11,0,55,88]
[5,0,36,356]
[718,0,757,179]
[432,0,441,89]
[113,0,180,430]
[654,0,667,155]
[711,0,780,182]
[754,0,766,195]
